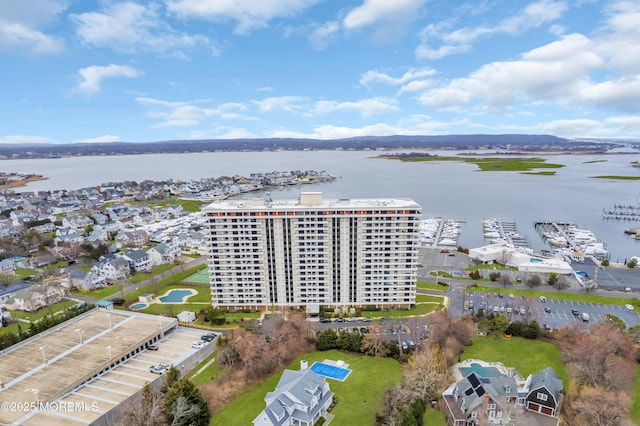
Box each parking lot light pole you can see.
[75,328,84,344]
[39,346,46,364]
[106,345,112,360]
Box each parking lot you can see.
[466,292,640,329]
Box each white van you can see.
[539,296,547,302]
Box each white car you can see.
[191,341,206,349]
[626,304,635,310]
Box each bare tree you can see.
[570,385,631,426]
[555,278,570,293]
[404,344,451,402]
[498,274,512,288]
[525,274,541,290]
[362,329,390,357]
[122,384,166,426]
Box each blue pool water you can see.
[310,362,351,381]
[459,363,501,378]
[158,289,193,303]
[530,257,543,263]
[131,303,148,310]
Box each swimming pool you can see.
[158,289,195,303]
[459,363,501,378]
[310,362,352,381]
[530,257,543,263]
[131,303,148,310]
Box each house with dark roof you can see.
[124,249,152,272]
[253,369,333,426]
[444,363,563,425]
[524,367,563,417]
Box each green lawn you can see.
[10,300,79,322]
[188,351,227,387]
[416,294,444,304]
[209,350,403,426]
[591,175,640,180]
[13,268,38,279]
[129,264,178,284]
[74,284,123,300]
[361,301,442,319]
[416,280,450,291]
[467,284,639,307]
[0,322,20,336]
[631,365,640,424]
[521,171,556,176]
[149,198,207,212]
[423,407,447,426]
[121,264,207,303]
[461,336,569,386]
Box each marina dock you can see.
[534,221,608,260]
[482,219,530,248]
[602,202,640,221]
[419,218,465,247]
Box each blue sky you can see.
[1,0,639,144]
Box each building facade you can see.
[203,192,421,310]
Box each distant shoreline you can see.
[0,174,48,189]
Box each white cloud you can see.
[71,2,209,55]
[0,134,53,144]
[252,96,305,113]
[166,0,321,35]
[605,115,640,131]
[0,21,65,55]
[313,97,398,116]
[418,34,605,110]
[342,0,426,30]
[416,0,567,60]
[137,97,250,127]
[308,21,339,50]
[73,135,122,143]
[0,0,68,55]
[359,67,436,87]
[256,86,275,92]
[541,118,607,137]
[77,65,142,94]
[594,1,640,73]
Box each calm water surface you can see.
[2,151,639,259]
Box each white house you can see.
[6,284,66,312]
[253,369,334,426]
[123,249,152,273]
[147,243,180,266]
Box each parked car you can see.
[320,318,332,323]
[571,308,580,316]
[147,344,159,351]
[539,296,547,302]
[191,341,206,349]
[544,307,552,313]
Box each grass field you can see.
[416,280,450,291]
[423,407,447,425]
[129,264,177,284]
[396,156,565,173]
[461,336,569,386]
[591,175,640,180]
[209,350,403,426]
[188,351,227,387]
[631,365,640,424]
[10,300,79,322]
[74,284,123,300]
[184,268,211,284]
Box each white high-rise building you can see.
[203,192,421,311]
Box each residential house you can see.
[92,257,131,282]
[115,229,148,248]
[444,372,517,425]
[0,259,16,276]
[253,369,334,426]
[147,243,180,266]
[61,213,94,231]
[444,364,563,425]
[0,282,29,304]
[524,367,563,417]
[54,228,84,246]
[69,270,108,291]
[6,284,66,312]
[52,201,81,214]
[124,249,152,273]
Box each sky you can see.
[1,0,640,144]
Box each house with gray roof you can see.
[253,369,333,426]
[524,367,563,417]
[444,364,563,425]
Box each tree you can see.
[498,274,512,288]
[361,329,390,357]
[164,379,210,426]
[570,385,630,426]
[161,366,181,394]
[315,329,338,351]
[547,272,558,286]
[601,259,610,267]
[488,272,501,282]
[404,344,450,402]
[555,279,570,293]
[123,384,166,426]
[525,275,541,290]
[628,259,637,269]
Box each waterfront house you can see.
[253,369,334,426]
[6,284,66,312]
[93,257,130,282]
[69,270,108,291]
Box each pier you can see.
[419,218,465,248]
[534,221,608,260]
[602,202,640,221]
[482,219,529,248]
